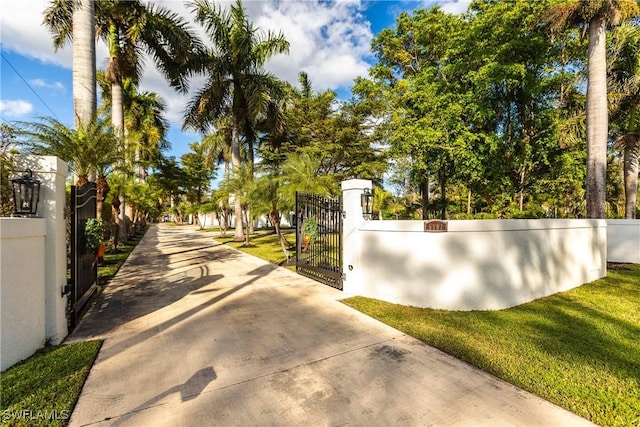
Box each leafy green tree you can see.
[181,141,216,207]
[546,0,640,218]
[98,74,170,179]
[276,73,386,190]
[151,155,189,207]
[358,0,613,218]
[464,0,564,214]
[183,0,289,242]
[124,84,170,180]
[365,6,479,218]
[609,22,640,218]
[97,74,171,237]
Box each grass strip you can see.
[342,264,640,427]
[98,227,148,283]
[0,226,149,426]
[67,226,150,328]
[0,340,102,427]
[210,229,296,267]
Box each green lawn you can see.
[0,341,102,427]
[342,264,640,427]
[209,228,296,267]
[0,227,149,426]
[98,227,148,283]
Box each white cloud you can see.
[0,100,34,117]
[252,0,373,91]
[1,0,374,130]
[29,78,65,91]
[430,0,472,15]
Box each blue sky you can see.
[0,0,470,163]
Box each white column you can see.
[341,179,371,296]
[15,156,69,344]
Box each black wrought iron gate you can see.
[295,192,343,290]
[69,182,98,327]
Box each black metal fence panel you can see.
[295,192,343,290]
[70,183,97,328]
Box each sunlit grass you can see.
[0,226,150,426]
[0,341,102,427]
[97,227,148,283]
[342,264,640,427]
[211,229,296,267]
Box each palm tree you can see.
[183,0,289,242]
[43,0,96,128]
[609,22,640,218]
[45,0,201,239]
[14,115,121,218]
[546,0,640,218]
[98,74,170,180]
[71,0,96,129]
[201,117,233,181]
[218,163,255,246]
[122,81,170,181]
[45,0,199,135]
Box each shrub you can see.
[85,218,105,253]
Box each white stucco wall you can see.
[15,156,68,344]
[0,218,47,371]
[343,218,607,311]
[607,219,640,263]
[196,212,294,230]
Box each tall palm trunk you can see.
[623,139,638,218]
[96,175,109,220]
[270,208,289,262]
[247,145,255,235]
[73,0,96,128]
[586,15,608,219]
[72,0,96,183]
[231,115,245,242]
[111,80,128,243]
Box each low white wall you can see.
[0,218,47,371]
[196,212,293,229]
[344,219,606,311]
[607,219,640,264]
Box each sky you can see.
[0,0,471,162]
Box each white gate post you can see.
[341,179,371,295]
[16,155,69,344]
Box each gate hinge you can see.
[62,283,72,298]
[341,211,346,219]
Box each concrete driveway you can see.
[67,224,593,426]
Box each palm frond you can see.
[42,0,75,50]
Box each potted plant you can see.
[301,217,318,253]
[85,218,106,267]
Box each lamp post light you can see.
[11,169,41,217]
[361,188,373,220]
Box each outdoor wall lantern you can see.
[11,169,41,217]
[361,188,373,220]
